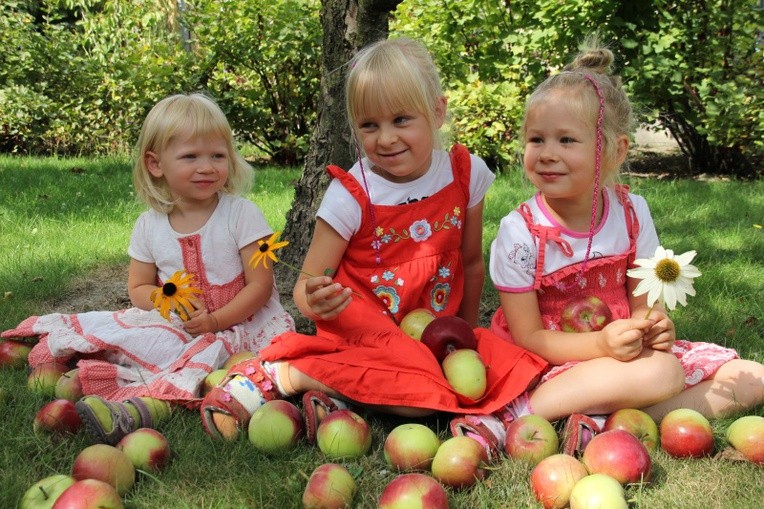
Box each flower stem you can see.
[278,260,363,298]
[644,303,656,320]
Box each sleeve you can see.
[231,198,274,249]
[489,210,538,292]
[127,211,155,263]
[316,179,362,241]
[630,194,660,259]
[467,154,496,208]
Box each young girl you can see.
[2,93,295,444]
[464,39,764,456]
[200,37,547,442]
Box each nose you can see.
[538,144,558,163]
[378,125,398,146]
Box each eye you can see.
[212,153,227,160]
[359,121,377,131]
[527,136,543,144]
[393,116,410,125]
[560,136,577,144]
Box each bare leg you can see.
[643,359,764,421]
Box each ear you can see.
[615,135,629,166]
[434,96,448,129]
[144,151,163,178]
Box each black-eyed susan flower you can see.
[249,231,290,270]
[150,270,202,321]
[627,246,701,317]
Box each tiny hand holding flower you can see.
[150,270,203,321]
[627,245,701,319]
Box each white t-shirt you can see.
[490,187,660,293]
[317,149,495,240]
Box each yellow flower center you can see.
[162,282,177,296]
[655,258,680,283]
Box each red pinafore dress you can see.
[261,145,547,413]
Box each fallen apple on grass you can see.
[19,474,76,509]
[302,463,357,509]
[378,473,449,509]
[581,429,651,485]
[0,339,32,369]
[530,453,588,509]
[568,473,627,509]
[603,408,660,453]
[504,414,559,465]
[33,399,82,435]
[431,435,489,489]
[51,479,124,509]
[725,414,764,464]
[560,295,612,333]
[660,408,714,458]
[28,362,69,396]
[420,315,477,362]
[116,428,171,473]
[54,368,83,402]
[383,423,441,472]
[71,444,135,496]
[399,308,436,340]
[316,409,371,460]
[201,368,227,395]
[441,349,487,402]
[248,399,304,455]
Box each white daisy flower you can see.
[627,246,701,311]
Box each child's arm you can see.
[293,218,353,321]
[500,290,656,364]
[127,258,160,311]
[458,201,486,327]
[627,276,676,351]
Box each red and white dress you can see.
[489,185,738,386]
[260,145,547,413]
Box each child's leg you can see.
[643,359,764,421]
[76,396,172,445]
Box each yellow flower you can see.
[627,246,701,312]
[150,270,202,321]
[249,231,290,269]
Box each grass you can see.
[1,156,763,508]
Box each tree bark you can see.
[276,0,402,331]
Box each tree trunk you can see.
[276,0,402,332]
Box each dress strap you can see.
[614,184,640,265]
[326,164,369,207]
[449,144,472,202]
[518,203,574,290]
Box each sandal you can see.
[301,390,348,445]
[75,396,154,445]
[450,414,506,462]
[560,414,602,457]
[200,357,280,440]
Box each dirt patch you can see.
[40,265,131,315]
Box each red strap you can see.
[614,184,640,266]
[518,203,574,290]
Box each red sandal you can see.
[301,390,348,445]
[449,414,506,462]
[560,414,602,456]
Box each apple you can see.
[431,435,489,489]
[569,473,627,509]
[202,368,227,395]
[378,473,449,509]
[383,423,441,472]
[52,479,124,509]
[560,295,612,333]
[302,463,357,509]
[399,308,436,340]
[316,409,372,460]
[0,339,32,368]
[20,474,76,509]
[34,399,83,435]
[603,408,660,453]
[28,362,69,396]
[54,368,83,402]
[71,444,135,496]
[420,315,478,362]
[581,429,651,485]
[247,399,304,454]
[725,415,764,464]
[660,408,714,458]
[222,351,257,370]
[441,349,487,401]
[530,453,589,509]
[504,414,559,465]
[116,428,171,473]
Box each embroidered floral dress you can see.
[261,145,546,413]
[491,185,737,386]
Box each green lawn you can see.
[0,156,762,508]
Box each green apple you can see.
[248,400,304,454]
[27,362,69,396]
[302,463,357,509]
[399,308,436,340]
[19,474,76,509]
[569,474,627,509]
[431,436,488,489]
[316,409,372,460]
[117,428,171,473]
[202,368,228,395]
[504,414,559,465]
[54,368,84,402]
[71,444,135,496]
[726,415,764,464]
[441,349,487,401]
[383,423,441,471]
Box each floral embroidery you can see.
[396,278,404,286]
[598,273,607,288]
[453,207,461,216]
[374,285,401,314]
[382,270,395,281]
[373,208,462,243]
[375,226,384,237]
[370,275,379,283]
[410,220,432,242]
[430,282,450,311]
[616,269,624,285]
[438,266,451,279]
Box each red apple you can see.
[54,368,83,402]
[378,473,449,509]
[0,339,32,368]
[247,399,304,454]
[504,414,559,465]
[71,444,135,496]
[560,295,612,333]
[33,399,82,435]
[202,368,227,395]
[223,351,256,370]
[20,474,76,509]
[431,436,489,489]
[420,315,477,362]
[316,409,372,460]
[530,453,588,509]
[660,408,714,458]
[581,429,651,484]
[116,428,171,473]
[726,415,764,464]
[441,349,487,401]
[399,308,436,340]
[27,362,69,396]
[383,423,441,472]
[302,463,357,509]
[52,479,124,509]
[603,408,660,453]
[569,473,627,509]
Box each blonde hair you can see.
[346,37,445,149]
[524,36,633,182]
[133,93,253,213]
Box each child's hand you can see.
[184,303,218,336]
[642,310,676,351]
[598,318,654,361]
[305,275,352,321]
